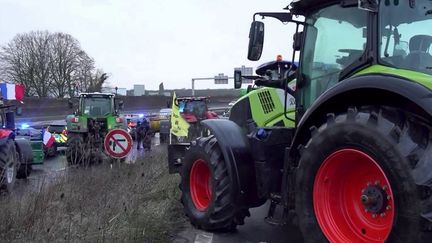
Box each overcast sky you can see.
[0,0,297,90]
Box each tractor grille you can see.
[258,90,275,114]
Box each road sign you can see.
[104,128,133,159]
[214,73,229,84]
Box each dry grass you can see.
[0,147,185,242]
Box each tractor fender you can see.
[201,119,260,206]
[15,138,34,164]
[291,74,432,157]
[0,129,14,146]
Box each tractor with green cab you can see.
[168,0,432,242]
[66,93,126,165]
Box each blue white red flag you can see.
[0,83,24,101]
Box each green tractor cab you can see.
[66,93,126,164]
[170,1,432,242]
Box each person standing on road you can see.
[141,118,152,151]
[136,121,144,150]
[136,118,150,150]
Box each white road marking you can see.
[194,232,213,243]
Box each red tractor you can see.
[0,101,35,192]
[178,96,217,120]
[161,96,218,143]
[178,96,218,140]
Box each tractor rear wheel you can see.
[180,135,249,231]
[0,139,18,192]
[66,133,84,165]
[296,107,432,243]
[16,163,32,179]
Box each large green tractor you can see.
[66,93,126,164]
[169,0,432,242]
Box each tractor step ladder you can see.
[265,193,290,226]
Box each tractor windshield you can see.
[300,4,367,108]
[82,97,112,116]
[379,0,432,75]
[179,100,207,118]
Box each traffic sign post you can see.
[214,73,229,84]
[104,129,133,159]
[191,73,233,96]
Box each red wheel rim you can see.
[190,159,212,211]
[313,149,394,242]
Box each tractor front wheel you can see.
[0,139,18,192]
[66,133,84,165]
[296,107,432,242]
[180,136,249,231]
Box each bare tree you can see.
[72,54,95,95]
[0,31,107,97]
[50,33,79,98]
[88,70,108,92]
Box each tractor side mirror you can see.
[234,70,242,89]
[16,107,22,116]
[293,31,303,51]
[247,21,265,61]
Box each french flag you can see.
[0,83,24,101]
[43,130,55,148]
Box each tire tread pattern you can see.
[180,135,249,231]
[296,106,432,242]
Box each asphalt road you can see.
[175,201,304,243]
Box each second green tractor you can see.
[66,93,126,164]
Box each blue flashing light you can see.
[138,114,144,118]
[21,123,30,129]
[256,128,268,140]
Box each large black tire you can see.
[16,163,32,179]
[296,106,432,242]
[66,133,84,165]
[180,136,249,231]
[16,141,33,179]
[0,139,18,192]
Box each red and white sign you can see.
[104,129,133,159]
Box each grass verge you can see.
[0,147,184,242]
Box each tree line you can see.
[0,30,107,98]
